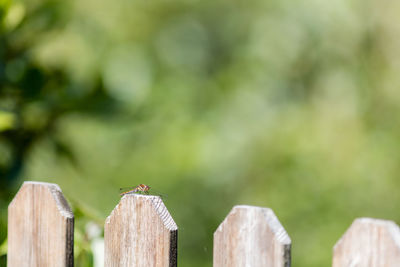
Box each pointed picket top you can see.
[104,194,178,267]
[214,205,291,267]
[333,217,400,267]
[8,181,74,267]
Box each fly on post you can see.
[119,184,167,199]
[120,184,151,196]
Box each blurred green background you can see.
[1,0,400,266]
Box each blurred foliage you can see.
[0,0,119,190]
[2,0,400,266]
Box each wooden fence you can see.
[6,181,400,266]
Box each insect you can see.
[119,184,151,196]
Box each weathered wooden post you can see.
[213,205,291,267]
[333,217,400,266]
[104,194,178,267]
[8,181,74,267]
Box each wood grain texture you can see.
[214,205,291,267]
[333,217,400,267]
[8,181,74,267]
[104,194,178,267]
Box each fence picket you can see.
[333,217,400,267]
[213,205,291,267]
[7,181,74,267]
[104,194,178,267]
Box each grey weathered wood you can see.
[8,181,74,267]
[213,205,291,267]
[104,194,178,267]
[333,217,400,267]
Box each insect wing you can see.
[148,188,168,199]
